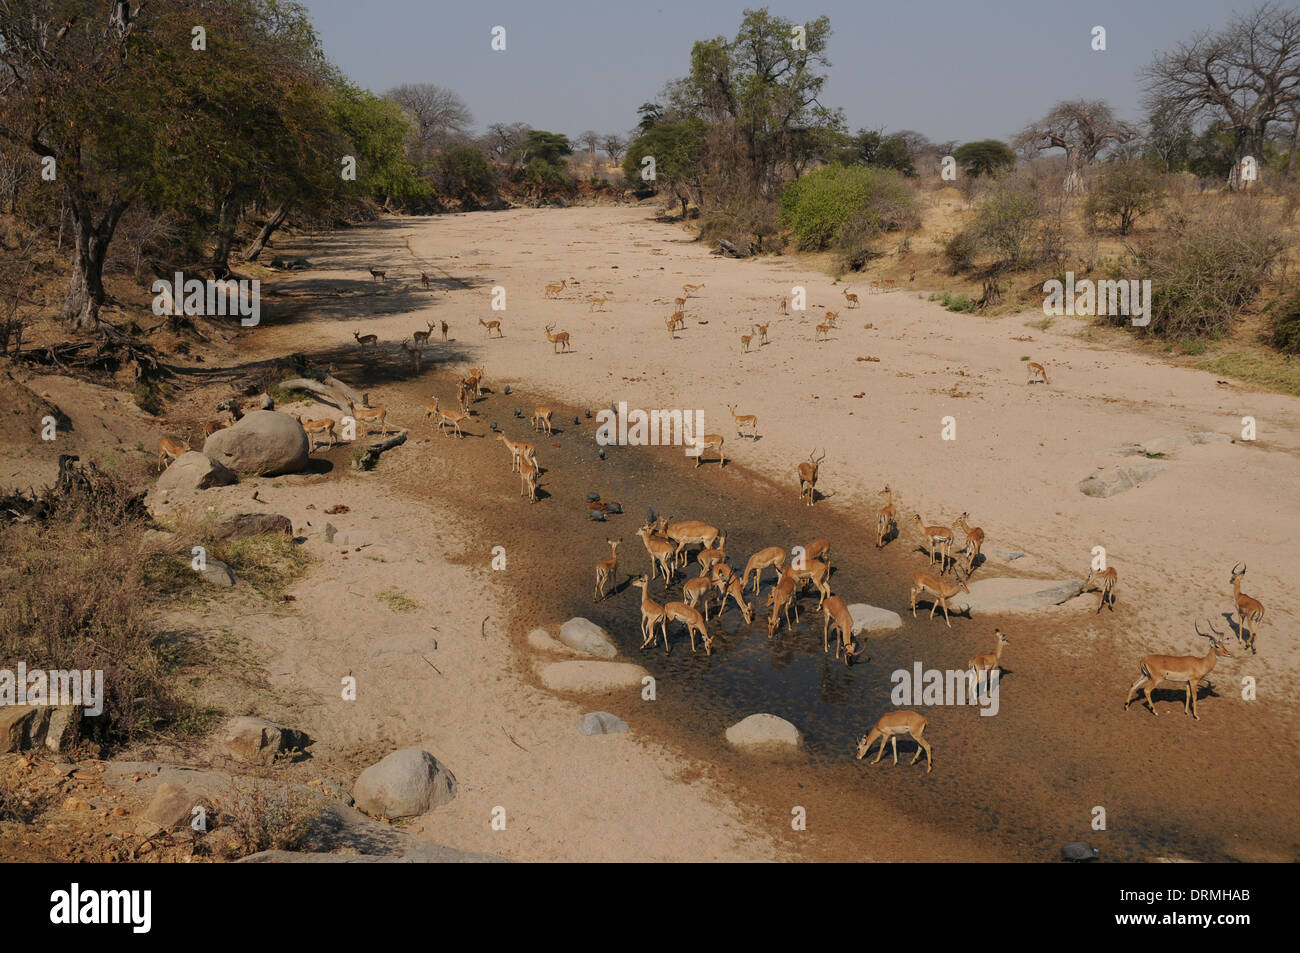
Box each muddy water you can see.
[361,365,1295,863]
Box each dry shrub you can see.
[210,772,326,858]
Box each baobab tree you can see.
[1015,100,1139,194]
[1144,3,1300,190]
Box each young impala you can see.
[856,712,932,773]
[1230,563,1265,654]
[594,538,621,601]
[1123,621,1233,720]
[909,569,971,628]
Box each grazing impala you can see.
[967,628,1008,695]
[636,523,677,583]
[530,407,554,435]
[1027,361,1049,385]
[822,595,858,665]
[1230,563,1264,654]
[909,569,971,628]
[695,533,727,577]
[876,485,896,548]
[1124,621,1233,719]
[594,538,621,601]
[633,576,669,650]
[801,537,830,567]
[911,513,955,574]
[742,546,786,594]
[717,570,754,624]
[663,601,712,655]
[353,329,378,351]
[785,557,831,610]
[544,324,572,353]
[1084,566,1118,613]
[479,317,503,338]
[157,428,192,472]
[544,279,566,298]
[728,405,758,439]
[682,283,704,296]
[954,511,985,573]
[797,449,825,506]
[856,712,932,773]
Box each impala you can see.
[479,317,503,338]
[530,406,554,435]
[682,576,715,621]
[692,433,725,468]
[420,272,430,290]
[412,321,436,349]
[663,601,712,655]
[785,558,831,610]
[518,455,540,502]
[157,428,192,472]
[668,310,686,331]
[296,415,337,452]
[856,712,932,773]
[594,538,621,601]
[909,569,971,628]
[440,320,449,341]
[682,283,704,295]
[815,318,834,342]
[842,288,859,309]
[203,416,231,437]
[673,296,686,310]
[695,533,727,576]
[496,432,534,471]
[426,397,467,438]
[666,314,681,339]
[369,266,386,281]
[718,570,754,624]
[954,511,985,573]
[544,279,566,298]
[911,514,955,574]
[1084,566,1118,613]
[632,576,669,650]
[346,399,387,436]
[824,310,838,324]
[1230,563,1265,655]
[665,520,723,567]
[728,405,758,439]
[743,547,786,594]
[1124,621,1233,719]
[801,537,830,567]
[456,380,473,414]
[400,340,422,370]
[544,324,572,353]
[1027,361,1049,385]
[589,294,608,311]
[967,628,1008,695]
[636,524,677,583]
[797,449,825,506]
[876,485,896,548]
[821,595,857,665]
[766,569,800,638]
[353,330,378,351]
[869,280,882,294]
[740,331,753,353]
[753,322,769,345]
[777,296,788,315]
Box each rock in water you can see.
[725,714,803,753]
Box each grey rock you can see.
[217,715,310,763]
[203,410,310,476]
[198,557,237,587]
[951,578,1085,615]
[725,714,803,751]
[847,604,903,635]
[210,512,293,540]
[1078,463,1168,498]
[578,711,629,735]
[353,748,458,819]
[156,451,236,492]
[557,618,618,658]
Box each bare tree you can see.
[576,129,601,172]
[1015,100,1139,194]
[481,122,531,170]
[384,83,473,155]
[601,133,626,166]
[1144,3,1300,190]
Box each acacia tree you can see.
[1144,3,1300,189]
[1015,100,1139,194]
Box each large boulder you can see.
[217,716,311,763]
[557,618,618,658]
[0,705,81,754]
[537,661,650,693]
[1078,464,1167,498]
[848,604,902,636]
[203,410,309,476]
[951,577,1085,614]
[197,557,237,588]
[353,748,458,819]
[156,451,236,492]
[725,714,803,753]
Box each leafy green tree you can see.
[953,140,1018,179]
[328,78,429,210]
[438,144,495,203]
[972,181,1045,266]
[1085,161,1163,235]
[623,119,708,217]
[778,164,917,252]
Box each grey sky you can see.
[302,0,1251,143]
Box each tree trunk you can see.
[60,198,127,330]
[1287,118,1300,179]
[1063,149,1083,195]
[211,192,241,278]
[1228,128,1265,191]
[242,203,289,261]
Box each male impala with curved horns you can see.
[909,568,971,628]
[797,449,825,506]
[856,712,932,773]
[1123,621,1233,720]
[544,324,572,353]
[1230,563,1264,655]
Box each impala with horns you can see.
[797,449,825,506]
[1123,621,1233,720]
[1230,563,1264,655]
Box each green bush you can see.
[779,165,917,255]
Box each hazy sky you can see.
[301,0,1251,143]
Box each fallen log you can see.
[353,428,407,470]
